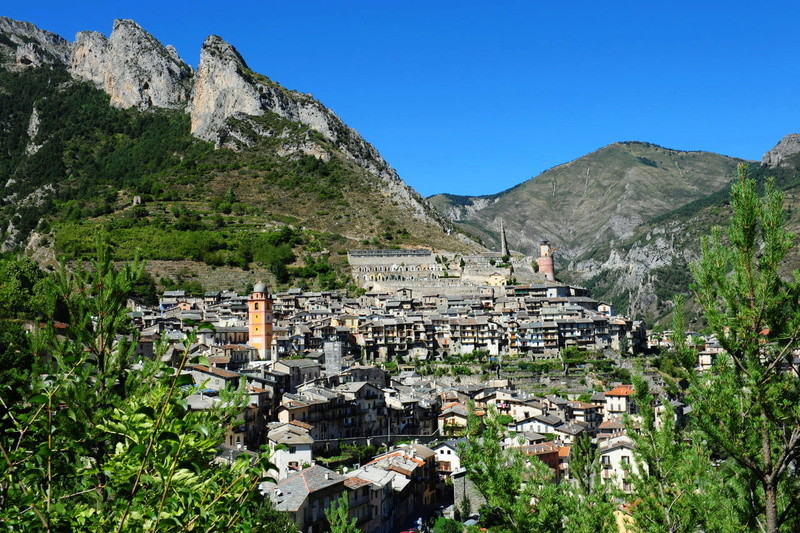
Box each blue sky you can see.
[6,1,800,196]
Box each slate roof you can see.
[265,465,344,512]
[268,424,314,446]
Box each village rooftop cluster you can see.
[112,245,741,532]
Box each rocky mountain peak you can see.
[70,18,192,110]
[762,134,800,167]
[189,35,264,144]
[0,16,71,68]
[187,33,447,225]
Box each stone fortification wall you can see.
[348,249,446,284]
[371,279,491,297]
[349,249,545,294]
[348,249,435,266]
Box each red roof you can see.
[289,420,313,430]
[344,477,371,489]
[606,385,634,396]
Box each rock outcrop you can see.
[762,134,800,167]
[569,224,697,320]
[0,16,71,68]
[70,19,192,110]
[189,34,447,225]
[188,35,265,144]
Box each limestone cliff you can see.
[568,224,698,320]
[70,19,192,110]
[0,16,71,68]
[762,134,800,167]
[188,36,264,143]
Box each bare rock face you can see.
[189,35,341,146]
[762,134,800,167]
[70,19,192,110]
[0,16,71,69]
[188,35,264,143]
[25,106,42,155]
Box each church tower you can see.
[499,219,509,258]
[248,282,273,360]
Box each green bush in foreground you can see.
[0,244,292,531]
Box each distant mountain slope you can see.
[429,142,745,259]
[562,155,800,324]
[0,17,478,291]
[557,136,800,324]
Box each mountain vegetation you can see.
[429,141,744,258]
[0,18,477,294]
[563,156,800,324]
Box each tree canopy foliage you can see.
[0,244,291,531]
[686,165,800,532]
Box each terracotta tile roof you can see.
[599,419,625,429]
[186,364,240,379]
[521,441,562,456]
[344,477,371,489]
[606,385,634,396]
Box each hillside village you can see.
[3,13,800,533]
[115,243,739,532]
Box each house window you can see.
[621,456,630,465]
[254,302,260,310]
[289,446,296,454]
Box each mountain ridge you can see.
[430,141,746,258]
[0,16,478,293]
[0,16,458,241]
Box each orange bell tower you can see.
[248,282,273,360]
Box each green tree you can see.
[623,376,736,533]
[559,346,582,374]
[325,493,359,533]
[568,433,599,499]
[562,433,616,533]
[0,243,289,531]
[460,405,565,532]
[0,320,32,417]
[434,516,464,533]
[688,164,800,532]
[0,255,50,320]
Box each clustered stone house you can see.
[123,275,652,531]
